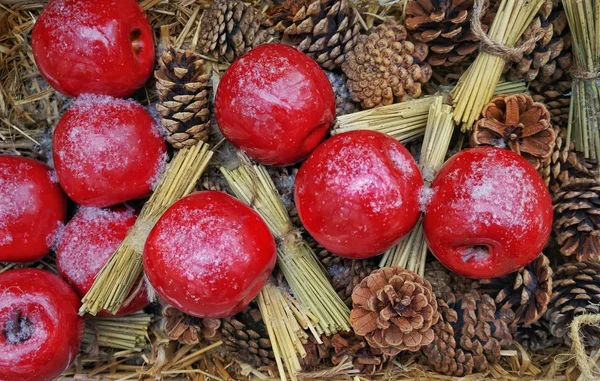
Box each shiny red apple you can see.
[0,155,67,263]
[214,43,336,166]
[31,0,154,98]
[144,191,277,318]
[0,269,84,381]
[56,207,148,316]
[53,95,167,208]
[423,147,553,279]
[295,130,423,258]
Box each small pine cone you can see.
[471,94,555,171]
[530,71,572,127]
[269,167,300,226]
[301,335,332,369]
[326,71,359,116]
[515,318,563,352]
[276,0,361,70]
[545,262,600,347]
[331,331,388,375]
[199,0,269,62]
[424,261,475,299]
[161,305,221,345]
[475,253,552,326]
[422,292,515,377]
[155,48,210,149]
[553,179,600,262]
[342,21,432,109]
[350,267,439,355]
[221,305,275,367]
[329,256,379,308]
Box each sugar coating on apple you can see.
[31,0,155,98]
[56,207,148,316]
[53,95,167,208]
[214,43,336,166]
[294,130,423,258]
[422,147,553,279]
[144,191,277,318]
[0,156,67,263]
[0,269,84,381]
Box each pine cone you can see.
[424,261,475,300]
[268,166,300,226]
[331,331,388,375]
[529,53,572,127]
[276,0,360,70]
[515,318,563,352]
[161,305,221,345]
[471,94,555,170]
[553,179,600,262]
[545,262,600,347]
[155,48,210,149]
[301,335,332,369]
[221,305,275,367]
[405,0,490,67]
[329,256,379,308]
[422,292,515,376]
[475,254,552,326]
[350,267,439,355]
[199,0,271,62]
[342,21,432,109]
[326,71,359,116]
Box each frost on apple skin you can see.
[0,298,50,362]
[0,162,34,246]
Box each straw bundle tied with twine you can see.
[82,311,152,352]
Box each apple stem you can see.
[3,311,34,344]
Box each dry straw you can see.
[82,311,152,352]
[80,142,213,315]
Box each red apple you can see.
[423,147,553,279]
[0,155,67,263]
[53,95,167,208]
[0,269,84,381]
[294,130,423,258]
[56,207,148,316]
[144,191,277,318]
[214,43,335,166]
[31,0,154,98]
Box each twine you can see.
[129,217,159,256]
[569,313,600,380]
[570,68,600,81]
[470,0,542,62]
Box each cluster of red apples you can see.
[1,1,553,380]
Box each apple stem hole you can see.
[130,29,143,54]
[461,245,490,263]
[3,311,34,344]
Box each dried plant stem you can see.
[379,98,454,275]
[333,96,441,141]
[81,142,213,315]
[451,0,545,131]
[83,312,152,351]
[494,80,529,95]
[220,163,350,336]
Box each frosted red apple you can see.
[423,147,553,279]
[0,269,84,381]
[144,191,276,318]
[56,207,148,316]
[0,155,67,263]
[295,130,423,258]
[31,0,154,98]
[214,43,335,166]
[53,95,167,208]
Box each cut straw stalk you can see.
[82,312,152,351]
[379,98,455,275]
[562,0,600,160]
[220,162,350,336]
[451,0,545,131]
[80,142,213,315]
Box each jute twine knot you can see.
[569,313,600,380]
[470,0,543,62]
[130,217,159,255]
[570,68,600,81]
[280,226,303,254]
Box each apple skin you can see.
[0,269,84,381]
[52,95,167,208]
[144,191,277,318]
[0,155,67,263]
[214,43,336,166]
[56,207,148,316]
[294,130,423,258]
[422,147,553,279]
[31,0,154,98]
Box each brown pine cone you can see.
[475,253,552,326]
[155,48,210,149]
[326,71,359,116]
[301,335,332,369]
[161,305,221,345]
[221,305,275,367]
[275,0,360,70]
[545,262,600,347]
[342,21,432,109]
[515,318,563,352]
[422,291,515,376]
[350,267,439,355]
[331,331,388,375]
[424,261,475,299]
[471,94,555,170]
[553,179,600,262]
[329,257,379,308]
